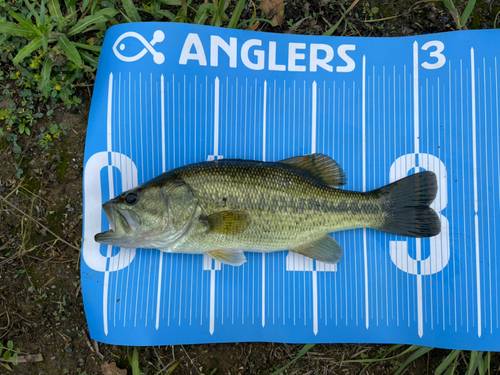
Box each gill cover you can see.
[162,181,200,247]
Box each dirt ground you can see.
[1,0,500,374]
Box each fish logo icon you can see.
[112,30,165,64]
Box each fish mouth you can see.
[94,202,139,244]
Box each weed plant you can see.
[0,341,21,371]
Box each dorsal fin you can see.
[278,153,346,187]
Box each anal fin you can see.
[208,249,247,266]
[291,235,343,264]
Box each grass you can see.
[129,348,144,375]
[442,0,477,29]
[270,344,493,375]
[0,0,484,167]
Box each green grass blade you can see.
[64,0,78,23]
[13,35,43,65]
[40,0,46,25]
[195,3,215,24]
[483,352,490,375]
[9,11,40,35]
[122,0,142,22]
[165,360,181,374]
[441,0,461,27]
[359,344,405,373]
[66,0,79,7]
[91,0,100,17]
[41,33,48,52]
[334,352,415,366]
[397,345,421,356]
[323,0,359,36]
[79,49,99,67]
[16,65,35,81]
[394,346,433,375]
[270,344,315,375]
[228,0,246,28]
[157,0,182,5]
[40,56,52,89]
[467,351,483,375]
[82,0,91,13]
[119,9,133,23]
[459,0,476,28]
[0,22,36,38]
[67,8,118,36]
[495,9,500,28]
[435,350,461,375]
[24,0,40,25]
[104,13,120,26]
[383,344,405,355]
[72,42,102,52]
[477,352,489,375]
[131,348,141,375]
[156,9,176,20]
[58,35,83,67]
[441,0,456,12]
[215,0,226,27]
[47,0,63,19]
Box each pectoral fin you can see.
[202,211,250,235]
[291,235,343,264]
[208,249,247,266]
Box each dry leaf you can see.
[261,0,285,26]
[251,20,260,31]
[101,362,127,375]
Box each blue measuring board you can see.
[82,23,500,350]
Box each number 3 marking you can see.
[389,154,450,275]
[421,41,446,70]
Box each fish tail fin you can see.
[373,171,441,238]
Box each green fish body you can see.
[95,154,440,266]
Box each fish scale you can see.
[169,161,388,250]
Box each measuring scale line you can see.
[311,80,318,335]
[470,48,482,338]
[412,41,424,339]
[308,80,340,334]
[262,80,267,328]
[97,74,139,334]
[103,72,115,336]
[155,75,166,330]
[362,55,369,330]
[204,76,223,335]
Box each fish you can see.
[94,153,441,266]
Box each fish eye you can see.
[125,192,139,205]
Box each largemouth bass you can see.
[95,154,440,266]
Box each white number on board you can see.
[389,154,450,275]
[421,41,446,70]
[83,151,138,272]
